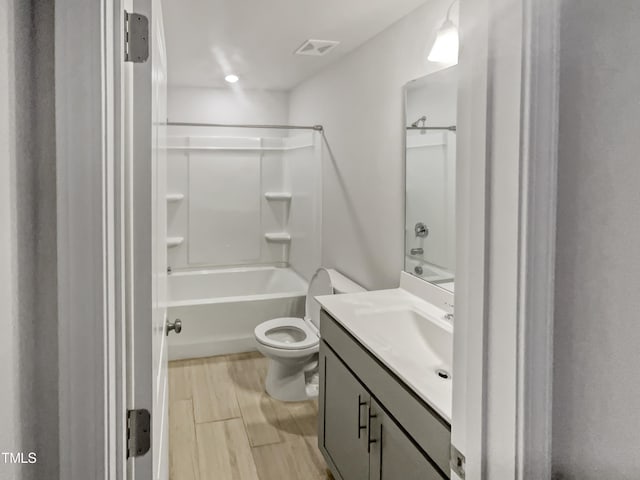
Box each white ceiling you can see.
[161,0,428,91]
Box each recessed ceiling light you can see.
[225,74,239,84]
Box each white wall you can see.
[168,86,289,125]
[289,0,457,290]
[0,0,58,479]
[553,1,640,477]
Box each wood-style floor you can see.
[169,352,334,480]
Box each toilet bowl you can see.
[254,268,364,401]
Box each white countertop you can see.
[316,284,453,422]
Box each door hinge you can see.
[450,444,466,479]
[124,11,149,63]
[127,409,151,458]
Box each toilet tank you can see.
[325,269,366,294]
[306,268,365,335]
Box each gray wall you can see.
[0,0,58,479]
[553,1,640,478]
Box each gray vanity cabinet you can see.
[319,310,450,480]
[368,400,445,480]
[321,346,370,480]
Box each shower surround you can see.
[165,127,322,359]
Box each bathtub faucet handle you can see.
[166,318,182,336]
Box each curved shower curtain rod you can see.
[167,121,324,131]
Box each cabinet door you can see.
[369,400,448,480]
[319,343,370,480]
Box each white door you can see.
[125,0,169,479]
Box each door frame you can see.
[515,1,559,477]
[452,0,559,478]
[56,0,126,478]
[55,0,560,479]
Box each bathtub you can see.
[167,266,307,360]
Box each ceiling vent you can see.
[294,39,340,56]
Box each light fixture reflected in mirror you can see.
[428,1,459,64]
[224,74,239,84]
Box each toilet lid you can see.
[255,317,319,350]
[305,268,334,330]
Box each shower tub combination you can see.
[167,266,307,360]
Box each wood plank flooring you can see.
[169,352,333,480]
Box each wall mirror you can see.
[404,66,457,292]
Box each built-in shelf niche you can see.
[264,232,291,243]
[264,192,292,201]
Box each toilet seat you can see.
[254,268,334,352]
[253,268,364,401]
[255,317,319,351]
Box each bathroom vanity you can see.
[316,281,453,480]
[314,65,459,480]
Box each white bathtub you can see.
[167,266,307,360]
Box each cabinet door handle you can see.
[357,395,367,438]
[378,424,384,477]
[367,405,378,453]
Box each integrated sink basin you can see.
[355,307,452,372]
[316,282,454,421]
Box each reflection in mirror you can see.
[404,66,457,292]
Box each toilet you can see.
[254,268,364,401]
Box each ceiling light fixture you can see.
[428,0,459,64]
[225,74,239,84]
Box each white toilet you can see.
[254,268,364,401]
